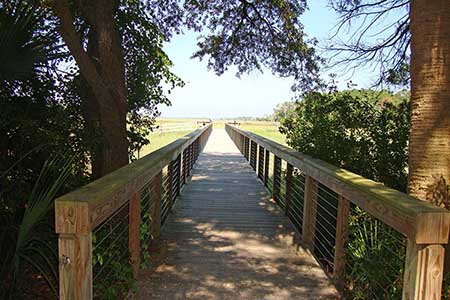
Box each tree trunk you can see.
[409,0,450,264]
[52,0,129,178]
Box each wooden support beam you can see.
[333,196,350,291]
[402,240,445,300]
[285,163,293,216]
[182,148,187,185]
[176,154,181,196]
[245,137,250,160]
[273,156,282,204]
[302,175,318,249]
[168,161,174,211]
[250,141,257,170]
[151,172,162,240]
[128,193,141,277]
[264,149,270,187]
[258,145,265,181]
[58,233,92,300]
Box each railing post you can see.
[302,175,318,249]
[402,240,445,300]
[244,137,250,160]
[151,171,162,240]
[250,141,257,170]
[264,149,270,187]
[258,145,265,180]
[239,134,244,154]
[182,148,188,185]
[176,154,181,195]
[192,142,195,165]
[285,163,293,216]
[168,160,174,211]
[195,139,199,161]
[129,192,141,277]
[273,156,281,203]
[55,202,92,300]
[333,195,350,290]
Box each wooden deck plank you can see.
[137,129,338,300]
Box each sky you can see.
[159,0,398,119]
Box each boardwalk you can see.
[137,129,338,300]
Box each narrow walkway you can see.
[137,129,338,300]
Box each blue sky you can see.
[159,0,398,119]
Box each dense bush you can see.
[280,89,410,192]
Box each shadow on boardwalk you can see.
[136,130,338,300]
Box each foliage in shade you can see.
[0,0,65,81]
[0,153,76,299]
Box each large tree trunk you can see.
[52,0,129,178]
[409,0,450,264]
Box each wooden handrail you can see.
[55,124,212,300]
[55,125,211,232]
[225,123,450,300]
[226,124,450,244]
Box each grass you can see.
[239,122,286,145]
[136,118,287,158]
[137,130,192,158]
[214,120,287,145]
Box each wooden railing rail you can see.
[225,123,450,300]
[55,124,212,300]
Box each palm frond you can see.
[1,152,76,299]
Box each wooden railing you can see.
[225,123,450,300]
[55,124,212,300]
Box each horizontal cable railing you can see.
[55,124,212,300]
[225,123,450,300]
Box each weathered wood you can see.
[168,160,174,210]
[129,193,141,277]
[58,233,92,300]
[176,154,181,196]
[302,175,318,249]
[250,140,257,170]
[55,125,213,300]
[136,129,338,299]
[264,149,270,187]
[55,201,90,235]
[333,196,350,290]
[225,124,450,244]
[182,148,188,185]
[151,172,162,240]
[273,156,282,204]
[402,240,445,300]
[55,125,212,231]
[186,145,191,177]
[258,145,265,180]
[189,142,194,170]
[244,137,250,160]
[285,163,293,216]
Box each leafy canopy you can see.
[146,0,323,91]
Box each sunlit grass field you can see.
[138,118,287,157]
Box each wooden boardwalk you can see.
[137,129,338,300]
